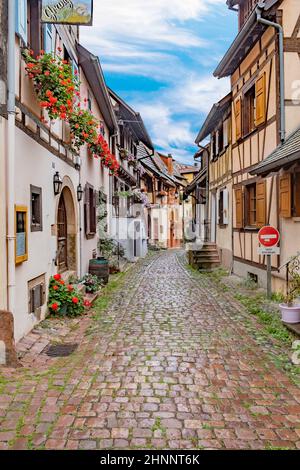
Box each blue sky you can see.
[81,0,237,163]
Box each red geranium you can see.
[53,285,59,291]
[51,303,59,311]
[53,274,61,281]
[72,297,79,304]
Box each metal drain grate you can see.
[45,343,78,357]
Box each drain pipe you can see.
[256,4,286,143]
[6,0,16,313]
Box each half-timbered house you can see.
[214,0,300,288]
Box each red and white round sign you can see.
[258,226,280,247]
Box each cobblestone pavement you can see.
[1,250,300,450]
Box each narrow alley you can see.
[0,251,299,450]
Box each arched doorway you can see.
[56,186,77,273]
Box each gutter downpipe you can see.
[256,5,286,143]
[7,0,16,313]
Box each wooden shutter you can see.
[43,24,53,53]
[29,0,41,56]
[15,0,27,44]
[235,98,242,141]
[255,74,266,126]
[256,180,266,228]
[279,174,292,218]
[235,187,243,228]
[294,173,300,217]
[223,119,229,148]
[90,190,97,234]
[223,188,229,225]
[84,185,90,235]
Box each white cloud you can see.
[80,0,230,163]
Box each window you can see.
[246,183,257,226]
[27,0,41,56]
[243,85,256,136]
[84,184,97,238]
[15,206,28,264]
[279,172,300,218]
[235,181,266,229]
[30,185,42,232]
[218,126,224,154]
[218,188,228,226]
[87,90,92,111]
[28,274,46,317]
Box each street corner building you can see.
[188,0,300,291]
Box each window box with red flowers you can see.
[48,274,84,317]
[22,48,120,177]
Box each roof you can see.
[214,1,279,79]
[109,89,153,149]
[195,93,231,143]
[77,44,118,133]
[185,167,207,194]
[250,126,300,176]
[173,161,199,175]
[137,144,175,186]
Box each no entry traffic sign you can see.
[258,226,280,248]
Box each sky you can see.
[81,0,237,164]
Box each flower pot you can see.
[279,304,300,324]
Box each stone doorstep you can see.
[283,322,300,338]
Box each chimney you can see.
[167,153,173,174]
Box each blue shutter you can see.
[15,0,27,44]
[43,24,53,53]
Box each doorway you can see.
[57,194,68,272]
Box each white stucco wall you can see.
[14,127,80,341]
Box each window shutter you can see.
[235,97,242,141]
[256,180,266,228]
[223,119,229,148]
[16,0,27,44]
[90,190,97,234]
[84,186,90,235]
[255,74,266,126]
[215,131,219,156]
[210,136,215,162]
[279,174,292,218]
[43,24,53,53]
[29,0,41,56]
[235,187,243,228]
[223,187,229,225]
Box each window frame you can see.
[30,185,43,232]
[243,85,256,137]
[15,205,28,265]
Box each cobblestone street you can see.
[0,250,300,450]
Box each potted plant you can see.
[279,256,300,324]
[80,273,100,293]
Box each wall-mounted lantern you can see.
[53,171,63,196]
[77,183,84,202]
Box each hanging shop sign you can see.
[41,0,93,25]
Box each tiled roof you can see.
[250,126,300,176]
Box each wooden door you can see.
[57,195,68,272]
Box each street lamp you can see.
[53,171,63,196]
[77,183,84,202]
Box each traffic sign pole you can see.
[258,225,280,299]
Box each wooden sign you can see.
[41,0,93,25]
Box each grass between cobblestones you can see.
[184,260,300,386]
